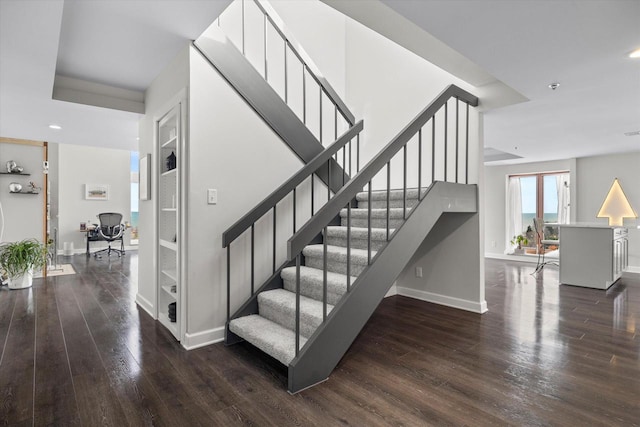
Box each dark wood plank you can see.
[0,287,35,425]
[0,287,17,361]
[33,280,81,426]
[1,253,639,426]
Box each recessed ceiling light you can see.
[548,82,560,90]
[49,124,62,130]
[136,137,140,141]
[629,48,640,58]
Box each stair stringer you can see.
[287,181,477,393]
[193,27,347,192]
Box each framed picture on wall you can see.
[85,184,109,200]
[139,154,151,201]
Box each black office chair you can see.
[94,212,125,258]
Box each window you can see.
[506,171,569,252]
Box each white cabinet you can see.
[156,102,184,340]
[559,225,629,289]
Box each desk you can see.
[80,227,124,256]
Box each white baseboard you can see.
[624,267,640,275]
[135,293,155,318]
[485,252,540,264]
[182,326,225,350]
[397,287,488,314]
[384,284,398,297]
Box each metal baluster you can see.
[432,118,435,184]
[334,106,338,163]
[319,87,323,143]
[465,103,470,184]
[342,147,351,187]
[418,128,422,199]
[295,254,300,355]
[367,181,372,265]
[311,174,314,215]
[386,161,390,241]
[444,102,448,182]
[349,139,352,177]
[357,134,360,172]
[327,160,331,202]
[272,205,276,273]
[263,14,268,80]
[302,66,306,124]
[323,226,328,321]
[347,201,351,292]
[403,145,407,219]
[455,98,459,183]
[251,224,255,294]
[226,245,230,322]
[293,188,296,233]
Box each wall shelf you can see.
[0,172,31,176]
[9,191,40,195]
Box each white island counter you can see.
[559,224,628,289]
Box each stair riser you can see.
[305,256,368,276]
[259,301,324,339]
[357,198,419,209]
[325,236,387,251]
[282,278,344,306]
[342,217,405,229]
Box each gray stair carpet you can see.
[258,289,333,339]
[355,188,425,209]
[340,207,408,228]
[281,266,357,305]
[303,244,375,276]
[230,188,425,367]
[229,314,307,365]
[324,226,392,251]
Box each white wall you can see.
[484,159,576,257]
[344,16,478,188]
[576,152,640,270]
[0,141,45,243]
[57,143,131,254]
[137,45,190,316]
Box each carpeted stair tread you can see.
[339,207,410,219]
[281,266,357,305]
[229,314,307,366]
[258,289,333,339]
[355,188,425,202]
[302,244,375,265]
[325,226,393,241]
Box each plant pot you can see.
[8,269,33,289]
[513,248,524,255]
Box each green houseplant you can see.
[510,234,529,254]
[0,239,47,289]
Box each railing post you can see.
[418,128,422,198]
[403,145,407,219]
[444,101,448,182]
[386,161,391,241]
[432,117,435,184]
[251,224,255,294]
[455,98,459,183]
[367,181,372,265]
[272,205,277,273]
[227,245,231,322]
[295,254,301,355]
[466,102,470,184]
[346,202,351,292]
[293,188,297,233]
[323,226,328,321]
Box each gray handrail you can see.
[223,120,363,247]
[252,0,355,125]
[287,85,478,258]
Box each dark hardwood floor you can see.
[1,253,639,426]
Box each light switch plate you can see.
[415,267,423,278]
[207,189,217,204]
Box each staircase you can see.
[229,187,420,366]
[206,0,480,394]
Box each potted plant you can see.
[0,239,47,289]
[510,234,529,255]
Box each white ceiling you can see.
[378,0,640,163]
[1,0,638,162]
[0,0,230,151]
